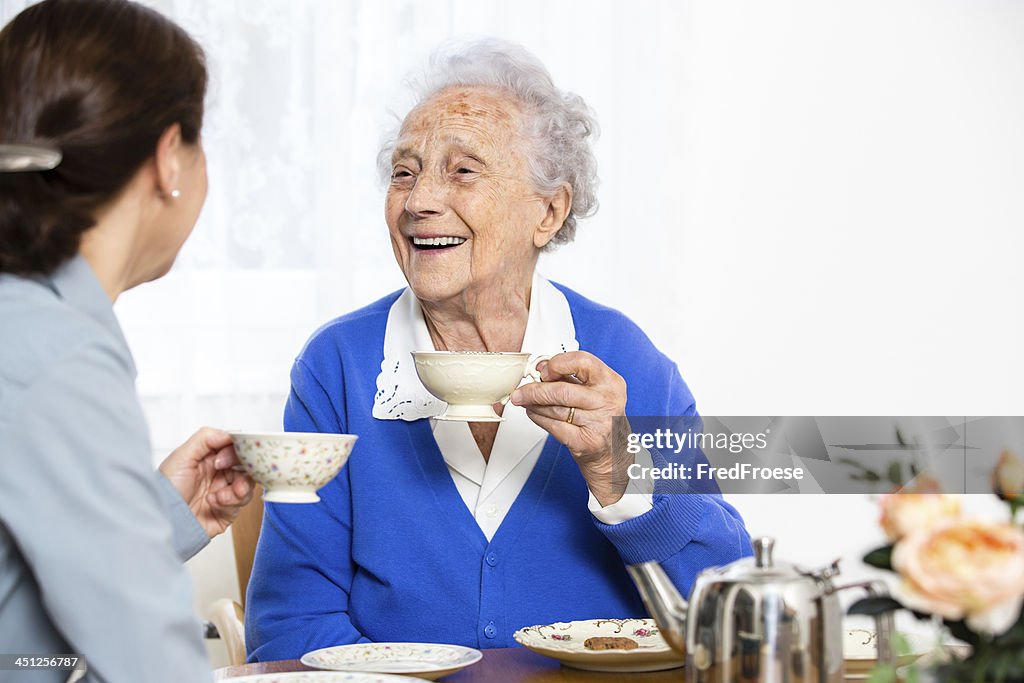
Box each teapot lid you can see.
[708,537,834,585]
[754,536,774,568]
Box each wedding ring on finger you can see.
[565,406,576,425]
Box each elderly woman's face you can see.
[386,86,551,305]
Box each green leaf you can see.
[902,663,922,683]
[838,458,875,473]
[993,652,1012,683]
[887,462,903,486]
[863,545,894,571]
[1009,495,1024,523]
[891,632,912,657]
[847,596,904,617]
[943,618,982,648]
[867,663,898,683]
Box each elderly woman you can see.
[246,39,750,659]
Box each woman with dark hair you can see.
[0,1,254,680]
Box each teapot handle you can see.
[834,580,897,670]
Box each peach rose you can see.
[879,487,961,541]
[892,519,1024,635]
[993,449,1024,501]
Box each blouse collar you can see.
[372,272,579,421]
[47,254,137,377]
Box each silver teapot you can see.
[628,537,895,683]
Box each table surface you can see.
[213,648,683,682]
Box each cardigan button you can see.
[484,622,497,639]
[485,552,498,567]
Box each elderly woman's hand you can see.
[510,352,632,506]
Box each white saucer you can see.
[221,673,431,683]
[300,643,482,681]
[513,618,684,673]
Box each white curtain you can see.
[5,0,1022,458]
[3,0,704,457]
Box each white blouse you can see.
[373,273,652,540]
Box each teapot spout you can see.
[627,562,688,654]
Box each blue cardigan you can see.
[245,284,751,661]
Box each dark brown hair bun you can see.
[0,0,207,276]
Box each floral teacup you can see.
[229,431,358,503]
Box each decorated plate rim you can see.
[220,671,432,683]
[300,642,483,673]
[513,617,675,655]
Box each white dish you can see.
[300,642,482,680]
[513,617,684,673]
[220,673,430,683]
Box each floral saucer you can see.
[513,617,684,672]
[300,642,482,680]
[220,673,430,683]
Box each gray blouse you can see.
[0,255,212,682]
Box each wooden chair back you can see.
[231,485,265,608]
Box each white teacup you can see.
[411,351,550,422]
[229,431,358,503]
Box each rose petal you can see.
[891,518,1024,626]
[966,595,1024,636]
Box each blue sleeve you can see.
[593,362,752,594]
[245,358,370,661]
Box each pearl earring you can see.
[170,189,181,199]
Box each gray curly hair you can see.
[377,38,600,249]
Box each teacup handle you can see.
[525,354,551,383]
[497,355,552,406]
